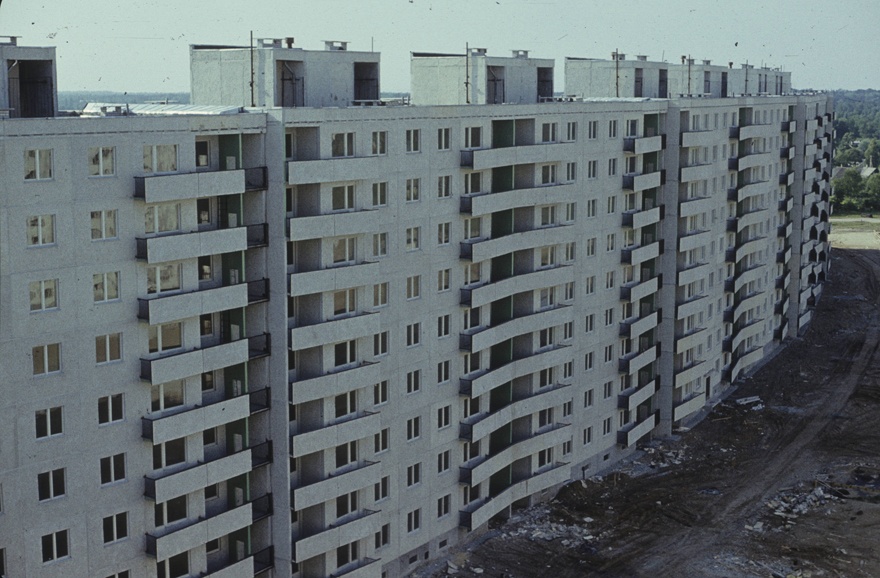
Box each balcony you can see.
[293,509,381,563]
[136,226,248,263]
[459,305,572,354]
[617,411,658,447]
[681,129,720,148]
[289,311,379,350]
[776,269,791,290]
[461,183,578,216]
[678,230,712,253]
[147,501,253,560]
[674,360,707,389]
[777,246,792,264]
[675,327,706,354]
[202,556,255,578]
[727,180,769,203]
[469,142,573,171]
[779,146,795,160]
[618,378,658,413]
[779,171,794,187]
[459,463,570,531]
[673,392,706,422]
[460,265,573,308]
[623,134,665,154]
[676,262,711,288]
[460,423,570,488]
[134,167,266,203]
[289,261,378,297]
[459,345,572,398]
[620,274,661,303]
[140,334,270,385]
[292,460,380,511]
[142,389,264,444]
[619,309,660,340]
[622,170,663,192]
[143,442,267,502]
[728,151,767,172]
[459,383,572,442]
[290,412,381,458]
[618,343,660,375]
[137,282,251,325]
[778,196,794,213]
[621,205,663,229]
[460,225,573,262]
[288,157,383,185]
[781,120,796,133]
[775,295,790,316]
[679,195,713,218]
[679,163,715,183]
[291,362,381,405]
[330,558,382,578]
[778,220,793,239]
[288,209,384,241]
[621,240,663,266]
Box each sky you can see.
[1,0,878,94]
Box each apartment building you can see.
[0,35,832,578]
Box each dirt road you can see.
[423,242,880,578]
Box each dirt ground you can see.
[419,218,880,578]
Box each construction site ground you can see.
[420,218,880,578]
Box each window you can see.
[157,552,189,578]
[566,121,577,141]
[584,352,594,371]
[564,321,573,340]
[406,370,421,394]
[585,238,596,257]
[585,314,595,333]
[147,264,181,294]
[542,122,558,143]
[540,205,557,227]
[437,405,451,429]
[585,199,597,218]
[373,282,388,307]
[374,476,389,501]
[406,323,421,347]
[587,160,598,179]
[437,127,450,150]
[465,126,482,149]
[437,175,451,198]
[331,133,355,157]
[626,119,639,137]
[563,361,573,379]
[584,389,594,408]
[437,314,450,338]
[334,340,357,367]
[565,162,577,182]
[604,344,614,362]
[331,184,355,211]
[605,269,615,287]
[405,178,420,202]
[438,450,451,473]
[603,382,613,399]
[584,426,593,444]
[437,360,450,384]
[27,214,56,246]
[38,468,66,501]
[406,417,421,440]
[151,381,184,413]
[35,407,62,439]
[464,217,481,240]
[437,222,450,245]
[463,352,480,375]
[407,508,421,532]
[374,428,389,453]
[541,164,557,185]
[604,308,615,326]
[335,391,357,419]
[98,394,124,424]
[41,529,68,563]
[103,512,129,544]
[371,131,387,155]
[587,120,598,139]
[538,448,553,467]
[100,453,126,484]
[372,182,387,207]
[373,331,388,356]
[29,279,58,312]
[585,276,596,294]
[33,343,61,375]
[464,172,482,194]
[603,417,613,435]
[145,203,180,235]
[153,438,186,470]
[89,146,115,176]
[25,148,53,180]
[565,242,575,262]
[375,524,391,549]
[406,129,421,153]
[335,441,357,469]
[143,144,178,173]
[607,195,616,214]
[437,268,450,292]
[406,463,422,488]
[464,263,482,286]
[195,141,209,167]
[608,158,618,176]
[405,226,420,250]
[608,120,618,138]
[96,333,122,364]
[372,233,387,258]
[336,491,358,519]
[148,323,182,354]
[437,494,451,518]
[406,275,421,299]
[373,380,388,406]
[540,246,556,268]
[93,272,120,303]
[332,237,356,264]
[336,540,358,568]
[206,539,221,554]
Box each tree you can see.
[834,168,864,205]
[865,139,880,167]
[865,173,880,200]
[835,146,863,166]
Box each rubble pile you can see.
[750,483,840,531]
[498,504,600,545]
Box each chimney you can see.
[636,55,648,61]
[285,37,294,48]
[702,59,711,66]
[512,50,529,59]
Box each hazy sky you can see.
[2,0,877,93]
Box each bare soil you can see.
[420,227,880,578]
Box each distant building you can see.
[0,34,832,578]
